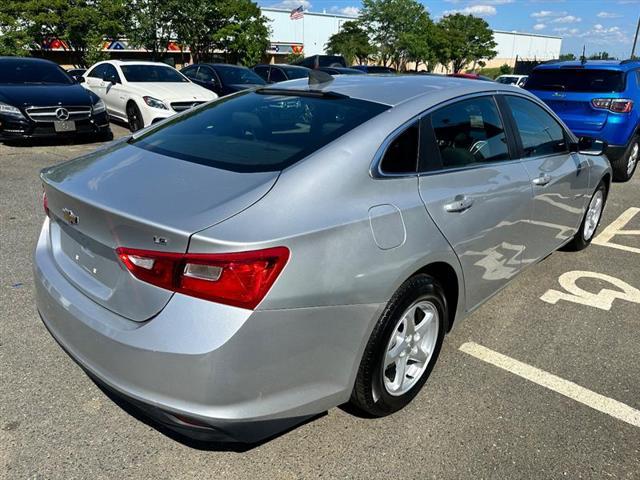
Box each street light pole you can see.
[632,15,640,59]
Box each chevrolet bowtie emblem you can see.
[62,208,79,225]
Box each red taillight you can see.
[116,246,289,310]
[591,98,633,113]
[42,190,49,217]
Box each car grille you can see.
[25,105,92,122]
[170,101,205,113]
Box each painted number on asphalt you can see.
[540,270,640,311]
[593,207,640,254]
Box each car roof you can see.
[105,60,177,67]
[0,56,58,66]
[270,74,523,107]
[199,63,250,69]
[535,59,640,72]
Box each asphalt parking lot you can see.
[1,125,639,479]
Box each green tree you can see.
[325,21,375,65]
[435,14,497,73]
[360,0,435,70]
[589,51,612,60]
[558,53,576,61]
[127,0,175,61]
[0,0,126,66]
[499,63,513,75]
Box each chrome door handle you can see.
[532,173,551,186]
[444,195,474,213]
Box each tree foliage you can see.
[435,14,497,73]
[0,0,127,66]
[325,21,374,65]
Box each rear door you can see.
[418,95,533,310]
[500,94,590,262]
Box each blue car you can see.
[526,59,640,181]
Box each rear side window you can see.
[88,64,108,79]
[131,92,390,172]
[505,96,568,158]
[379,123,419,174]
[430,97,510,168]
[526,69,625,93]
[253,66,270,82]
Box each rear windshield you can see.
[131,91,389,172]
[526,69,625,93]
[0,60,73,85]
[215,66,266,85]
[120,65,187,83]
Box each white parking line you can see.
[459,342,640,428]
[593,207,640,254]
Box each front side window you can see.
[195,67,214,83]
[88,64,108,79]
[181,66,197,79]
[379,123,419,174]
[505,96,568,158]
[131,91,389,172]
[120,65,188,83]
[103,64,120,83]
[269,68,287,83]
[253,66,270,82]
[430,97,510,168]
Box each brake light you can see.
[42,190,49,217]
[591,98,633,113]
[116,246,289,310]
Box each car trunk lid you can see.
[41,141,278,321]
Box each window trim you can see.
[500,92,576,162]
[371,117,422,178]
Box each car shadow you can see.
[92,378,327,452]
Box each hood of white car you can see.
[127,82,217,102]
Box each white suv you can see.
[82,61,217,131]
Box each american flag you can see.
[290,5,304,20]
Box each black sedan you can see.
[351,65,397,74]
[317,67,365,76]
[0,57,111,142]
[253,64,311,83]
[181,63,266,97]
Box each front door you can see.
[418,95,533,310]
[501,95,590,264]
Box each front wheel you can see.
[611,136,638,182]
[565,181,607,251]
[350,274,446,417]
[126,102,145,132]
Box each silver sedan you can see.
[34,74,611,443]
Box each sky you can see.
[261,0,640,59]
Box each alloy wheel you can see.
[583,189,604,241]
[383,300,439,396]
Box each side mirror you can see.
[74,75,85,83]
[575,136,607,156]
[102,74,116,85]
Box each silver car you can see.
[34,75,611,443]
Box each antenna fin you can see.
[308,69,334,87]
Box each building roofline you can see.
[261,7,358,19]
[493,29,562,40]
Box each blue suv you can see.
[526,60,640,181]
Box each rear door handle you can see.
[444,195,474,213]
[532,173,551,186]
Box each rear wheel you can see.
[565,181,607,251]
[350,274,446,417]
[611,136,638,182]
[127,102,144,132]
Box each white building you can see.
[262,7,562,67]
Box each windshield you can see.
[497,76,518,85]
[131,91,389,172]
[0,60,73,85]
[215,66,266,85]
[526,69,625,93]
[120,65,187,83]
[282,68,309,80]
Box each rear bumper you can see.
[33,218,379,442]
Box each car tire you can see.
[611,136,639,182]
[350,274,446,417]
[94,129,114,143]
[127,102,144,132]
[564,181,607,251]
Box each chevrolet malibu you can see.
[34,75,611,443]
